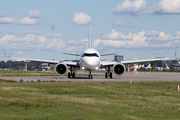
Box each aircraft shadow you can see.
[70,77,89,79]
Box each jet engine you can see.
[54,63,68,75]
[112,63,126,76]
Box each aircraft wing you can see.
[100,61,117,68]
[100,58,169,67]
[9,57,59,63]
[121,58,169,64]
[8,57,79,67]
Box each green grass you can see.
[0,80,180,120]
[0,70,57,76]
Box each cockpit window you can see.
[82,53,99,57]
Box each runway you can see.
[1,72,180,82]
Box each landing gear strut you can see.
[105,66,112,79]
[68,66,75,78]
[88,71,93,79]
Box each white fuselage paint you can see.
[79,48,100,70]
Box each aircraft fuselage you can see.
[80,48,100,70]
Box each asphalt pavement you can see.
[0,72,180,82]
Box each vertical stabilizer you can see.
[174,46,177,57]
[89,23,92,48]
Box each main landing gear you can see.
[105,66,112,79]
[68,72,75,78]
[68,66,75,78]
[88,71,93,79]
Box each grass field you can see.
[0,80,180,120]
[0,70,57,76]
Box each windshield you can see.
[82,53,99,57]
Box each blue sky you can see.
[1,0,180,61]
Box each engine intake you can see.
[112,63,126,76]
[54,63,68,75]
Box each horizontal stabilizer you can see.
[62,53,80,56]
[101,53,116,56]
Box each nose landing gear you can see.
[88,71,93,79]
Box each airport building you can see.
[155,57,180,69]
[162,58,180,69]
[114,55,123,62]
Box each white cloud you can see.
[2,30,179,53]
[112,20,135,28]
[81,38,88,42]
[146,32,175,41]
[17,17,38,25]
[72,12,91,25]
[148,0,180,14]
[112,0,180,16]
[16,51,24,55]
[45,33,65,38]
[28,10,42,18]
[0,33,75,52]
[0,34,37,42]
[0,17,18,24]
[93,30,180,49]
[0,13,8,17]
[42,38,66,51]
[102,29,133,40]
[66,38,88,51]
[0,11,42,25]
[93,39,101,48]
[112,0,147,16]
[19,34,37,41]
[20,29,39,35]
[68,38,88,46]
[145,30,160,37]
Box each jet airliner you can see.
[4,25,170,79]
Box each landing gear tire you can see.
[110,72,112,78]
[105,72,112,78]
[68,72,75,78]
[72,72,75,78]
[88,75,93,79]
[68,72,70,78]
[105,72,108,78]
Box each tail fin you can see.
[3,46,10,58]
[174,46,177,57]
[89,23,92,48]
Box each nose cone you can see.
[81,57,100,70]
[85,59,97,67]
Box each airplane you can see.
[154,64,163,71]
[144,63,152,69]
[3,25,170,79]
[164,63,170,70]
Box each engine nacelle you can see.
[112,63,126,76]
[54,63,68,75]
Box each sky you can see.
[1,0,180,61]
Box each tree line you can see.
[0,60,42,70]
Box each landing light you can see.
[82,67,85,70]
[96,67,99,70]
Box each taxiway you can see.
[0,72,180,82]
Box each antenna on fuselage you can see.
[89,23,92,48]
